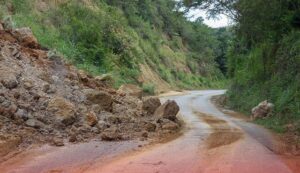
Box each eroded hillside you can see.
[0,0,224,93]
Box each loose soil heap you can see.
[0,23,182,157]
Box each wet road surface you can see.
[0,90,298,173]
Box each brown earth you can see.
[139,64,171,94]
[197,112,243,149]
[0,23,182,159]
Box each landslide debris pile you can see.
[0,23,181,154]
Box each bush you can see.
[142,83,155,95]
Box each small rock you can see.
[141,131,148,138]
[25,119,44,129]
[91,127,100,134]
[69,135,77,143]
[1,77,18,89]
[43,84,56,94]
[0,96,5,103]
[100,127,121,141]
[53,137,64,147]
[85,111,98,126]
[78,70,89,82]
[97,120,110,130]
[14,109,28,120]
[23,81,34,90]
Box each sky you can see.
[187,9,231,28]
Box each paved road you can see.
[85,90,294,173]
[1,90,296,173]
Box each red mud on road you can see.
[1,90,299,173]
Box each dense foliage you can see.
[0,0,224,90]
[184,0,300,132]
[227,0,300,132]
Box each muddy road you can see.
[1,90,299,173]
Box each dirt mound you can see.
[0,24,182,157]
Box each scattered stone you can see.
[142,97,161,115]
[117,84,142,98]
[251,100,274,120]
[154,100,179,121]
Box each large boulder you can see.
[117,84,142,98]
[47,97,76,125]
[251,100,274,120]
[154,100,179,121]
[142,97,161,115]
[83,89,113,111]
[12,27,39,48]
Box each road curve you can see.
[0,90,297,173]
[84,90,294,173]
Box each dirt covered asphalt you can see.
[1,90,299,173]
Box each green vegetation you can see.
[184,0,300,132]
[142,83,155,95]
[0,0,224,90]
